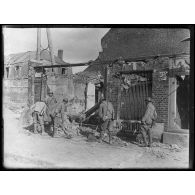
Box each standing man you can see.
[140,97,157,147]
[98,97,115,143]
[45,91,57,118]
[45,91,57,131]
[53,98,72,139]
[30,100,48,135]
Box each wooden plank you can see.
[116,75,122,120]
[137,80,141,120]
[127,88,131,120]
[131,84,136,120]
[104,66,108,99]
[145,72,149,98]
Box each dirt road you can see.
[3,107,189,169]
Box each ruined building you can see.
[83,28,190,146]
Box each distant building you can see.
[4,49,72,80]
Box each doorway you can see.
[176,75,189,129]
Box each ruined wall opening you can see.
[120,71,153,121]
[61,68,66,75]
[176,75,189,129]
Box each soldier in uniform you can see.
[98,97,115,143]
[45,91,57,118]
[44,91,57,131]
[30,101,48,135]
[52,98,72,139]
[140,97,157,147]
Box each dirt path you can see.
[3,107,189,169]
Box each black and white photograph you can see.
[2,26,193,169]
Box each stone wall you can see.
[4,76,87,114]
[3,79,28,105]
[46,75,86,113]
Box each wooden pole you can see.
[116,63,123,121]
[31,67,35,105]
[104,66,108,100]
[46,28,55,66]
[116,75,122,120]
[28,61,32,106]
[36,28,41,61]
[84,82,88,111]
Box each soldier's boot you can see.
[52,127,59,137]
[147,129,152,147]
[33,123,39,134]
[99,131,105,141]
[108,131,112,144]
[63,128,72,139]
[41,124,47,136]
[141,131,148,147]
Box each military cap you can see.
[145,97,153,102]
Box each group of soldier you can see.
[30,91,157,147]
[30,92,71,138]
[97,96,157,147]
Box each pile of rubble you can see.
[79,125,129,146]
[145,142,182,159]
[151,142,182,152]
[5,102,26,115]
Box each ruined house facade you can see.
[4,50,71,103]
[4,50,87,114]
[84,28,190,145]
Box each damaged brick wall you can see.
[107,63,123,119]
[151,57,169,131]
[106,57,171,131]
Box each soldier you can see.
[140,97,157,147]
[44,91,57,130]
[98,97,115,143]
[30,101,48,135]
[45,91,57,117]
[52,98,72,139]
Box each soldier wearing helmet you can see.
[52,98,71,138]
[140,97,157,147]
[45,91,57,117]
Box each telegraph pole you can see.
[46,28,55,66]
[36,28,41,61]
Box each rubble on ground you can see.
[145,142,182,159]
[4,102,26,115]
[79,125,129,146]
[151,142,182,152]
[110,136,129,147]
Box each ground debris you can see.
[145,142,183,159]
[151,142,170,149]
[170,144,182,152]
[148,148,168,159]
[151,142,182,152]
[111,136,129,147]
[79,125,129,146]
[5,102,26,115]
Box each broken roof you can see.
[84,28,190,74]
[5,50,68,66]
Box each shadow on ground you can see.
[116,131,139,145]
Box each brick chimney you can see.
[58,49,63,60]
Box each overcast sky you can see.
[3,28,110,73]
